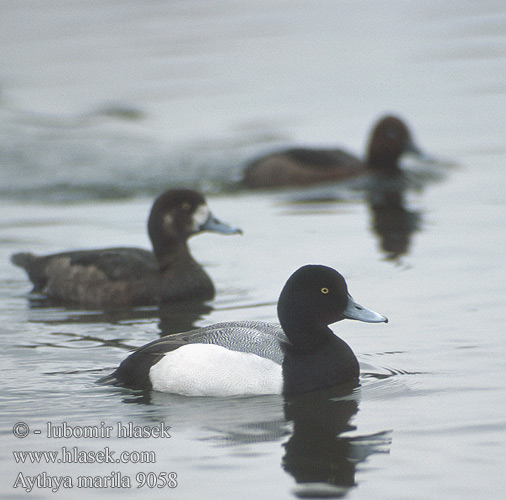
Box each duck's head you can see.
[277,265,388,335]
[367,115,423,172]
[148,189,241,263]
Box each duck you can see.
[242,115,423,189]
[11,189,241,307]
[98,265,388,396]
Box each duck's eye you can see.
[181,202,191,211]
[321,287,329,294]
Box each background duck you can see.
[99,265,387,397]
[242,115,424,189]
[11,189,241,307]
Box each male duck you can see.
[11,189,241,307]
[242,115,423,188]
[99,265,388,396]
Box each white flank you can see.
[149,344,283,397]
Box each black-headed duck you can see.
[99,265,387,396]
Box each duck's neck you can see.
[153,238,215,301]
[278,307,359,396]
[278,307,334,354]
[154,238,192,272]
[282,335,359,396]
[367,146,403,175]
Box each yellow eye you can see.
[321,287,329,294]
[181,202,191,211]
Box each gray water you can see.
[1,1,506,499]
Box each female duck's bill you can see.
[11,189,241,307]
[99,265,388,397]
[241,114,427,189]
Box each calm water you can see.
[1,1,506,499]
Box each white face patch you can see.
[163,213,174,230]
[192,204,210,232]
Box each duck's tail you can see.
[96,372,122,386]
[11,252,36,270]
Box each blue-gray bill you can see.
[342,295,388,323]
[202,214,242,235]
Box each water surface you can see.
[1,1,505,499]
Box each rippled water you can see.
[1,1,506,499]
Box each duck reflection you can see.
[22,295,212,336]
[366,175,422,261]
[283,383,391,498]
[157,301,212,336]
[110,382,391,498]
